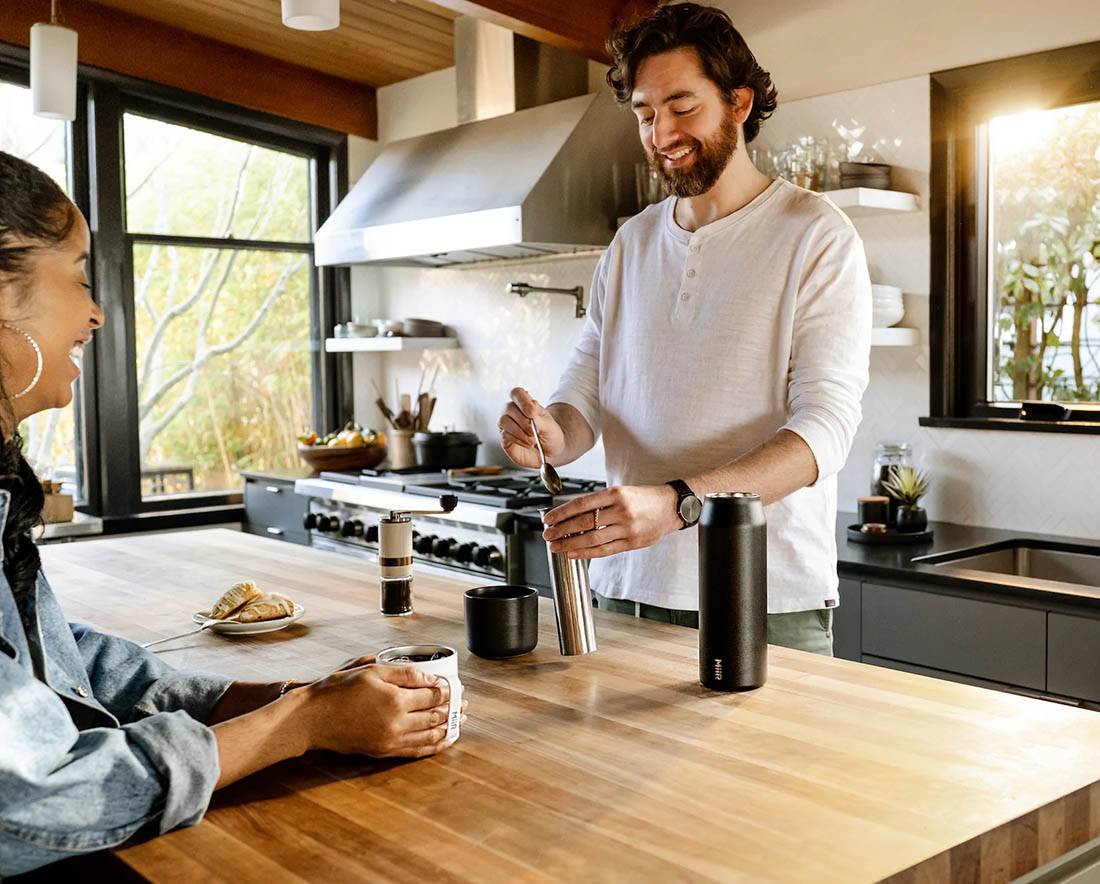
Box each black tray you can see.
[846,524,934,545]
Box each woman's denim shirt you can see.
[0,490,233,875]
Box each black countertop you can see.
[836,511,1100,608]
[241,468,316,483]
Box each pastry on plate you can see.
[235,592,296,623]
[209,580,263,620]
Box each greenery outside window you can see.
[122,114,316,499]
[927,41,1100,434]
[1,43,349,527]
[0,77,87,501]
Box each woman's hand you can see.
[303,663,464,759]
[498,387,566,469]
[213,659,469,789]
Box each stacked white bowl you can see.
[871,284,904,328]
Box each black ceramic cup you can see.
[464,585,539,659]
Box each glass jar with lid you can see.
[872,441,913,524]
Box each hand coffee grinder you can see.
[378,494,458,616]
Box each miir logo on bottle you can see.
[712,658,723,681]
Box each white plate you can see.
[192,604,305,635]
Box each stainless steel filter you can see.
[698,491,767,690]
[542,511,597,656]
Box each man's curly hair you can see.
[606,3,778,143]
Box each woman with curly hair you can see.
[0,151,465,875]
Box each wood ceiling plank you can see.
[1,0,377,137]
[89,0,455,86]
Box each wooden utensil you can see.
[447,465,504,481]
[395,393,412,430]
[416,392,431,431]
[375,397,398,429]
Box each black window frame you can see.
[924,40,1100,436]
[0,44,352,527]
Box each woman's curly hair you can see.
[606,2,778,143]
[0,151,75,597]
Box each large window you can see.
[988,101,1100,405]
[928,41,1100,432]
[0,47,348,525]
[0,78,85,500]
[122,114,316,498]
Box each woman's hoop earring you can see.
[0,322,44,400]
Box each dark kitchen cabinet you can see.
[1048,613,1100,704]
[834,578,860,662]
[243,473,309,546]
[861,581,1046,690]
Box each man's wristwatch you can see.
[666,479,702,529]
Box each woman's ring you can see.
[593,507,602,530]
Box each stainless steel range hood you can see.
[315,19,642,268]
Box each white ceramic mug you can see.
[375,644,462,744]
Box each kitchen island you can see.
[40,529,1100,883]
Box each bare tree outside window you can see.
[989,100,1100,404]
[123,115,314,497]
[0,81,82,496]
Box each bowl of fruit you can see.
[297,423,387,472]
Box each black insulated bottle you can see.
[698,492,767,691]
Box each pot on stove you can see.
[412,431,481,470]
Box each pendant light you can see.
[31,0,78,121]
[281,0,340,31]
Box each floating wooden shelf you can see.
[325,337,459,353]
[871,327,920,347]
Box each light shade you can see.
[281,0,340,31]
[30,22,78,121]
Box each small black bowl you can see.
[464,585,539,659]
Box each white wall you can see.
[715,0,1100,102]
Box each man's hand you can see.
[498,387,566,469]
[541,484,682,560]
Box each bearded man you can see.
[497,3,872,654]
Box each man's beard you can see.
[649,103,739,198]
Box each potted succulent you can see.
[882,466,930,533]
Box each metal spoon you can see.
[531,418,563,495]
[141,618,222,650]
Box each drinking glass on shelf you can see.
[634,162,663,211]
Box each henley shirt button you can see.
[73,685,89,697]
[689,244,699,254]
[686,269,696,278]
[680,292,690,302]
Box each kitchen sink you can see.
[914,540,1100,591]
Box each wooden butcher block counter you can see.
[39,529,1100,883]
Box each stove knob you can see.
[320,515,341,533]
[485,546,504,572]
[432,537,456,558]
[414,534,436,555]
[454,543,476,564]
[341,519,364,538]
[365,524,380,544]
[303,512,318,530]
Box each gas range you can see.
[294,467,605,591]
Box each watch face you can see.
[681,495,702,525]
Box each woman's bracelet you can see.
[277,678,295,698]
